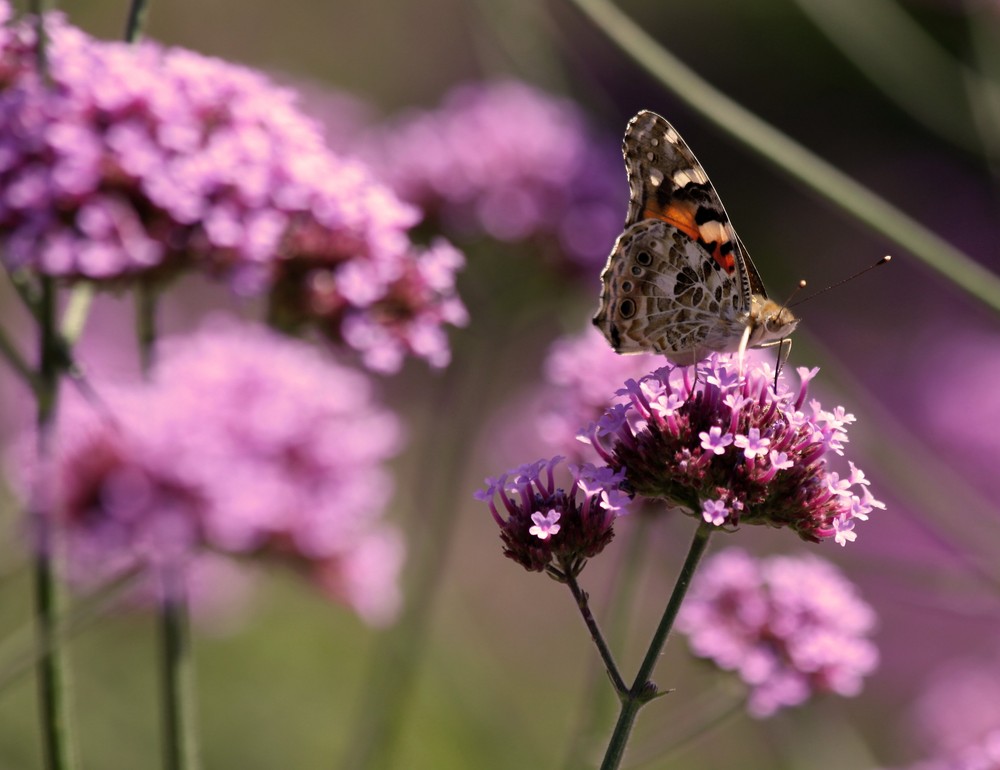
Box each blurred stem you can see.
[60,283,94,346]
[792,0,981,154]
[563,568,627,695]
[563,0,1000,317]
[135,282,200,770]
[158,567,198,770]
[136,279,158,374]
[562,514,650,770]
[32,277,77,770]
[123,0,152,43]
[0,568,142,693]
[599,521,713,770]
[29,0,51,78]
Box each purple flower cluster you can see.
[366,80,622,268]
[584,353,883,544]
[538,326,664,461]
[0,4,466,372]
[475,456,630,575]
[24,318,405,624]
[890,656,1000,770]
[676,548,879,717]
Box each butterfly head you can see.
[747,295,799,348]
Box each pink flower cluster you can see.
[31,318,405,625]
[585,354,883,544]
[475,456,630,575]
[366,80,622,268]
[0,3,466,372]
[676,548,879,717]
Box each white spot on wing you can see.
[648,168,664,187]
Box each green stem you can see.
[32,277,76,770]
[562,514,650,770]
[564,0,1000,316]
[599,521,713,770]
[123,0,152,43]
[564,569,627,695]
[134,283,199,770]
[158,567,198,770]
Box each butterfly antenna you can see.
[789,256,892,308]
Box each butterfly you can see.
[593,111,798,365]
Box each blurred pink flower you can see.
[677,548,879,717]
[0,3,466,372]
[365,79,623,268]
[9,317,406,623]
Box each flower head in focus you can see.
[584,354,882,544]
[676,548,879,717]
[0,6,466,372]
[475,456,630,577]
[366,80,622,269]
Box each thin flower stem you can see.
[158,568,198,770]
[564,570,627,695]
[562,515,651,770]
[136,279,158,374]
[123,0,152,43]
[59,283,94,346]
[31,276,77,770]
[563,0,1000,316]
[0,567,143,693]
[135,282,200,770]
[599,520,713,770]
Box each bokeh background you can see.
[2,0,1000,768]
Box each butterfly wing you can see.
[622,110,765,304]
[594,219,749,363]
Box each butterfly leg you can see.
[760,337,793,389]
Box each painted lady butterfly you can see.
[593,111,798,365]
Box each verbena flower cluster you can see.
[475,456,630,575]
[0,3,466,372]
[27,318,405,625]
[676,548,879,717]
[891,656,1000,770]
[366,80,622,268]
[584,354,883,544]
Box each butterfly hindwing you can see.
[597,220,748,363]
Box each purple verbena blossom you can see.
[365,80,622,269]
[475,456,629,576]
[11,316,406,624]
[676,548,879,717]
[583,353,882,544]
[0,5,466,372]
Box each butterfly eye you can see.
[618,299,636,318]
[636,251,652,266]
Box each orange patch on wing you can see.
[642,201,700,241]
[643,201,737,274]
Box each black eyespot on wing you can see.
[621,280,633,292]
[618,299,636,318]
[635,251,652,266]
[630,265,643,276]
